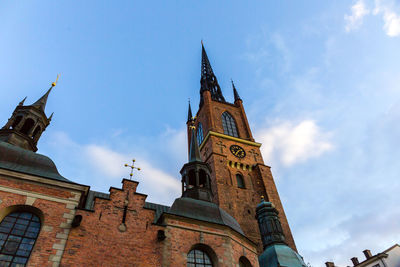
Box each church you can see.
[0,44,307,267]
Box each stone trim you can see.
[199,131,261,150]
[0,168,88,192]
[165,218,258,254]
[0,185,80,205]
[48,202,77,267]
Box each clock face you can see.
[230,145,246,158]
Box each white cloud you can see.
[85,144,181,204]
[374,0,400,36]
[256,120,333,166]
[85,145,127,178]
[42,131,182,205]
[344,0,400,36]
[345,0,370,32]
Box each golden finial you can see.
[52,74,61,87]
[124,159,141,180]
[189,116,197,130]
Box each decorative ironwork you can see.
[222,112,238,138]
[230,145,246,159]
[124,159,141,180]
[187,249,213,267]
[0,211,41,267]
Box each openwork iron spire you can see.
[200,42,225,107]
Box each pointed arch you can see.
[221,112,238,137]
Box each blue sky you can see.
[1,1,400,266]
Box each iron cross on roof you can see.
[124,159,141,180]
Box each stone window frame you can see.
[236,173,245,189]
[221,111,239,138]
[187,243,218,267]
[0,205,43,267]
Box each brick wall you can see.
[0,172,84,267]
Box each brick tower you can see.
[187,43,297,252]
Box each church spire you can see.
[32,86,52,111]
[188,124,202,163]
[32,74,59,112]
[200,42,225,107]
[187,100,193,123]
[232,80,242,102]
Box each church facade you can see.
[0,45,306,267]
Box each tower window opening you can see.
[239,256,252,267]
[20,119,35,135]
[236,174,245,189]
[187,249,213,267]
[198,169,207,188]
[187,170,196,189]
[221,112,238,138]
[11,116,22,129]
[197,123,204,145]
[0,211,41,266]
[32,126,41,140]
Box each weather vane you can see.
[52,74,61,87]
[124,159,141,180]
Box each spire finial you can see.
[52,74,60,87]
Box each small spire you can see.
[32,74,60,111]
[19,97,27,106]
[48,112,54,122]
[188,124,202,163]
[187,100,193,123]
[232,80,242,102]
[32,87,52,111]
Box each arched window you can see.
[239,256,252,267]
[0,211,41,266]
[20,119,35,135]
[221,112,238,137]
[197,123,204,145]
[187,249,213,267]
[236,174,245,189]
